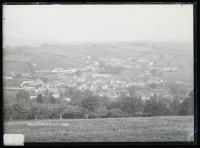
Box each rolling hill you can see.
[3,42,193,79]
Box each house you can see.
[21,73,32,78]
[20,80,36,87]
[147,78,163,84]
[131,82,146,87]
[89,85,97,91]
[141,96,150,100]
[122,65,132,69]
[148,62,154,66]
[87,56,92,59]
[4,76,13,80]
[63,98,71,102]
[30,95,37,99]
[137,58,149,63]
[136,88,171,100]
[91,74,111,79]
[93,61,99,66]
[102,85,108,90]
[52,93,60,99]
[51,68,64,73]
[76,77,86,83]
[48,87,59,93]
[35,70,51,75]
[162,67,177,72]
[20,80,45,93]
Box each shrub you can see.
[105,108,127,118]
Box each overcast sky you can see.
[3,4,193,46]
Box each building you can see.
[136,88,171,100]
[162,67,177,72]
[91,74,111,79]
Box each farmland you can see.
[3,42,193,72]
[4,116,194,142]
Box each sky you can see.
[3,4,193,46]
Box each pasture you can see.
[4,116,194,142]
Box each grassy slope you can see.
[4,116,194,142]
[4,42,192,68]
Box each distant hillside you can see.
[3,60,35,75]
[3,42,193,72]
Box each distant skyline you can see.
[3,4,193,47]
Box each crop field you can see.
[4,116,194,142]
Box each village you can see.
[4,53,192,105]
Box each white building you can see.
[4,76,13,80]
[63,98,71,102]
[91,74,111,79]
[52,93,60,99]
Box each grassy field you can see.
[4,116,194,142]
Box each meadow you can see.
[4,116,194,142]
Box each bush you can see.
[119,96,144,115]
[81,95,101,112]
[87,106,108,119]
[178,97,193,115]
[144,95,171,116]
[36,94,44,104]
[63,105,85,119]
[105,109,127,118]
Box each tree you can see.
[150,69,162,77]
[178,90,194,115]
[107,100,121,110]
[50,96,56,104]
[36,94,44,104]
[43,90,51,104]
[16,90,30,106]
[63,105,85,119]
[38,104,52,119]
[106,108,126,118]
[169,83,188,96]
[144,95,171,116]
[29,103,53,120]
[189,90,193,98]
[169,98,182,115]
[4,104,15,121]
[144,96,158,116]
[53,103,67,119]
[128,86,139,97]
[81,95,101,112]
[89,106,108,118]
[12,104,30,120]
[148,83,158,89]
[119,96,144,116]
[64,86,74,97]
[30,103,43,119]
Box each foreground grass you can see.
[4,116,194,142]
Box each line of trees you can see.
[4,89,193,121]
